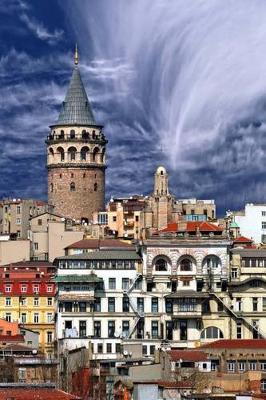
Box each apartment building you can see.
[231,203,266,244]
[0,199,47,239]
[0,261,56,355]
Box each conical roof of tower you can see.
[54,65,97,127]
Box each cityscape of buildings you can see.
[1,48,266,400]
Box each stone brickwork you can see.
[48,166,105,221]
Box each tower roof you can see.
[54,48,97,127]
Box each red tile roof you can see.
[168,350,207,362]
[233,236,253,243]
[0,334,24,342]
[65,239,134,250]
[200,339,266,349]
[0,388,81,400]
[160,221,223,233]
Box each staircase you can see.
[210,291,266,339]
[123,273,143,339]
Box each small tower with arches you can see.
[46,46,107,222]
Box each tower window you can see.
[82,130,89,139]
[71,173,74,178]
[60,174,62,179]
[161,171,163,175]
[83,173,86,178]
[68,147,77,161]
[60,130,64,139]
[94,183,98,192]
[81,146,89,161]
[57,147,64,161]
[70,182,75,192]
[50,183,53,192]
[70,129,75,139]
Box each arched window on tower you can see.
[101,148,105,163]
[70,182,75,192]
[82,130,89,139]
[94,182,98,192]
[80,146,89,161]
[93,147,100,162]
[50,183,53,192]
[57,147,64,162]
[68,147,77,161]
[70,129,75,139]
[59,130,64,139]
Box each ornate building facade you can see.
[46,47,107,222]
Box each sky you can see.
[1,0,266,215]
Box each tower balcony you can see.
[46,134,107,145]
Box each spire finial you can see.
[74,43,79,66]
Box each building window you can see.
[97,343,103,354]
[94,321,101,338]
[17,230,21,238]
[262,222,266,230]
[34,297,39,306]
[47,331,53,343]
[122,278,130,290]
[109,278,116,290]
[79,320,87,337]
[108,321,115,338]
[238,361,245,372]
[21,284,27,293]
[16,206,21,214]
[201,326,224,339]
[236,321,242,339]
[262,211,266,216]
[21,313,27,324]
[155,258,168,271]
[47,285,53,293]
[122,321,130,337]
[34,242,38,250]
[182,280,190,287]
[150,345,155,355]
[70,182,75,191]
[47,313,53,323]
[108,297,116,312]
[179,258,193,272]
[252,320,260,339]
[94,298,101,312]
[5,298,11,306]
[180,320,187,341]
[5,285,11,293]
[231,268,238,279]
[107,343,112,353]
[5,313,11,322]
[253,297,258,312]
[151,297,158,313]
[165,299,173,313]
[33,285,39,294]
[261,379,266,393]
[123,297,129,312]
[16,218,21,225]
[249,361,257,371]
[47,298,53,306]
[38,219,42,226]
[137,298,144,313]
[70,129,75,139]
[116,343,121,354]
[33,313,39,323]
[227,361,236,372]
[151,321,159,338]
[260,361,266,371]
[20,297,26,306]
[79,302,86,312]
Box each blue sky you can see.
[1,0,266,215]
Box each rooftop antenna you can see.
[74,43,79,66]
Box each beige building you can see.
[29,212,84,262]
[0,238,30,266]
[0,198,47,240]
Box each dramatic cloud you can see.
[20,13,63,44]
[62,0,266,212]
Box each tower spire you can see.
[74,43,79,66]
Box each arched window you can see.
[200,326,224,339]
[80,146,89,161]
[92,147,100,162]
[70,129,75,139]
[179,258,194,272]
[50,183,53,192]
[68,147,77,161]
[57,147,64,161]
[155,258,167,271]
[203,255,221,270]
[261,379,266,393]
[49,148,54,156]
[94,182,98,192]
[70,182,75,192]
[82,130,89,139]
[92,130,96,139]
[101,148,105,163]
[59,130,64,139]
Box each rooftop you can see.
[168,350,207,362]
[65,238,134,250]
[160,221,224,233]
[0,386,80,400]
[56,249,141,261]
[200,339,266,349]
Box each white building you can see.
[233,203,266,244]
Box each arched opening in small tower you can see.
[92,147,100,163]
[57,147,65,162]
[80,146,90,161]
[68,147,77,161]
[70,129,75,139]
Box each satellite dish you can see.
[114,331,120,338]
[123,350,128,356]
